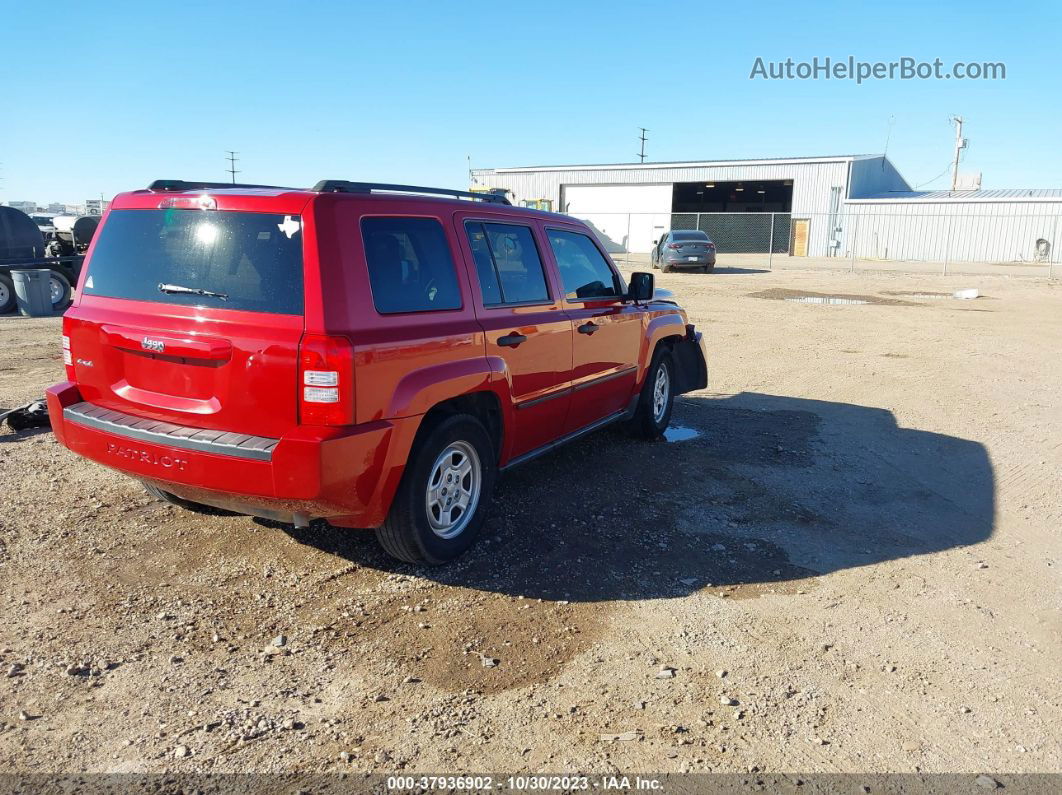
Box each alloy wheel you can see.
[424,441,481,539]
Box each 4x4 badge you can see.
[141,337,165,353]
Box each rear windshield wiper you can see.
[158,283,228,301]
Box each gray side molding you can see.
[63,401,279,461]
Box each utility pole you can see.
[226,151,240,184]
[949,117,967,191]
[637,128,649,163]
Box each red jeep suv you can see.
[48,180,707,564]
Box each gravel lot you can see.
[0,268,1059,775]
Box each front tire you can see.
[631,348,675,439]
[377,414,496,565]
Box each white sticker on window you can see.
[85,275,94,289]
[257,231,271,240]
[277,216,301,239]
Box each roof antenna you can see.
[226,150,240,184]
[637,128,649,163]
[882,116,895,171]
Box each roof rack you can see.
[147,180,294,192]
[311,181,511,205]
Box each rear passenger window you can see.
[546,229,623,300]
[362,217,462,314]
[464,222,550,306]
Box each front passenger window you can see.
[546,229,623,300]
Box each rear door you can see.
[455,214,573,459]
[544,226,642,434]
[65,205,307,439]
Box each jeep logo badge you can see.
[141,337,165,353]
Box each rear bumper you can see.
[664,255,716,268]
[46,381,419,528]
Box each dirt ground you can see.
[0,268,1059,777]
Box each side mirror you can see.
[628,271,654,302]
[652,238,658,245]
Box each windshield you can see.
[83,209,304,314]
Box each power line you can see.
[226,151,240,183]
[914,162,955,189]
[915,117,970,190]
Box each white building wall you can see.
[561,184,671,253]
[845,200,1062,263]
[472,158,860,256]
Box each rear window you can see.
[672,231,709,241]
[361,217,462,314]
[82,209,304,314]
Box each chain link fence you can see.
[567,210,1061,277]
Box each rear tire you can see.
[631,348,675,439]
[143,483,238,516]
[0,274,15,314]
[377,413,496,565]
[48,270,72,312]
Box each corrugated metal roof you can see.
[475,154,881,174]
[853,189,1062,202]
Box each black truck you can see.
[0,205,92,314]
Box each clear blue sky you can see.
[3,0,1059,204]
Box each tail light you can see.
[298,334,354,425]
[667,243,681,249]
[61,318,74,379]
[707,243,716,249]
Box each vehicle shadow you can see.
[281,392,995,603]
[710,267,771,275]
[0,426,51,444]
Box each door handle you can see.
[498,333,527,347]
[578,322,599,335]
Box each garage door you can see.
[562,184,672,254]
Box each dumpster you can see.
[11,269,53,316]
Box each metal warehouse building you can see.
[471,155,911,257]
[471,156,1062,267]
[845,189,1062,264]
